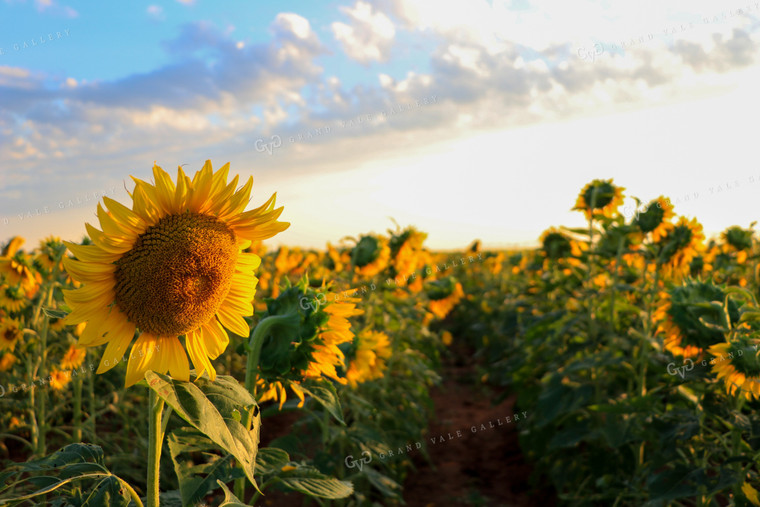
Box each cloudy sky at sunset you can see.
[2,0,760,251]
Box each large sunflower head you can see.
[573,179,625,219]
[709,338,760,400]
[62,161,289,387]
[255,279,363,408]
[634,196,674,242]
[655,279,740,359]
[351,234,391,277]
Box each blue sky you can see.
[2,0,760,251]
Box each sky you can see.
[1,0,760,251]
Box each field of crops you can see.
[2,166,760,506]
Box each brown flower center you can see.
[114,212,238,336]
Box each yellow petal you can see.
[216,305,250,337]
[96,314,136,374]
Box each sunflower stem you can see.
[34,284,53,456]
[73,373,82,442]
[237,313,299,500]
[244,313,300,396]
[147,389,165,507]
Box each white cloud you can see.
[332,1,396,63]
[146,5,164,21]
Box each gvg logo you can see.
[254,135,282,155]
[344,451,372,471]
[667,358,695,378]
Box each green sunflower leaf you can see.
[145,372,261,494]
[216,480,250,506]
[277,465,353,499]
[42,307,69,320]
[167,427,242,506]
[295,379,346,425]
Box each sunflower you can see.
[389,227,427,285]
[0,285,27,313]
[654,280,739,359]
[573,179,625,219]
[34,236,66,274]
[659,217,705,273]
[426,277,465,320]
[0,319,22,352]
[634,197,674,242]
[255,283,363,408]
[540,228,572,260]
[275,246,316,276]
[0,237,36,288]
[0,352,16,372]
[720,226,753,265]
[60,344,87,370]
[345,330,392,388]
[62,161,289,387]
[351,234,391,277]
[708,339,760,400]
[49,367,71,391]
[325,243,345,272]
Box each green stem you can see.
[236,313,299,500]
[147,389,165,507]
[88,364,96,437]
[73,373,82,442]
[25,354,39,453]
[35,286,53,456]
[244,314,300,396]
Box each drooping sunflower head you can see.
[62,161,289,387]
[596,224,638,259]
[256,279,363,408]
[351,234,391,277]
[34,236,67,274]
[655,279,739,359]
[540,228,572,260]
[634,196,674,242]
[659,217,706,273]
[722,226,754,252]
[345,329,392,389]
[388,227,427,282]
[709,339,760,400]
[425,277,465,320]
[573,179,625,219]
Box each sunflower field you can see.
[3,164,760,506]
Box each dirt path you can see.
[401,359,556,507]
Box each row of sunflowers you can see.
[0,161,499,506]
[444,178,760,505]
